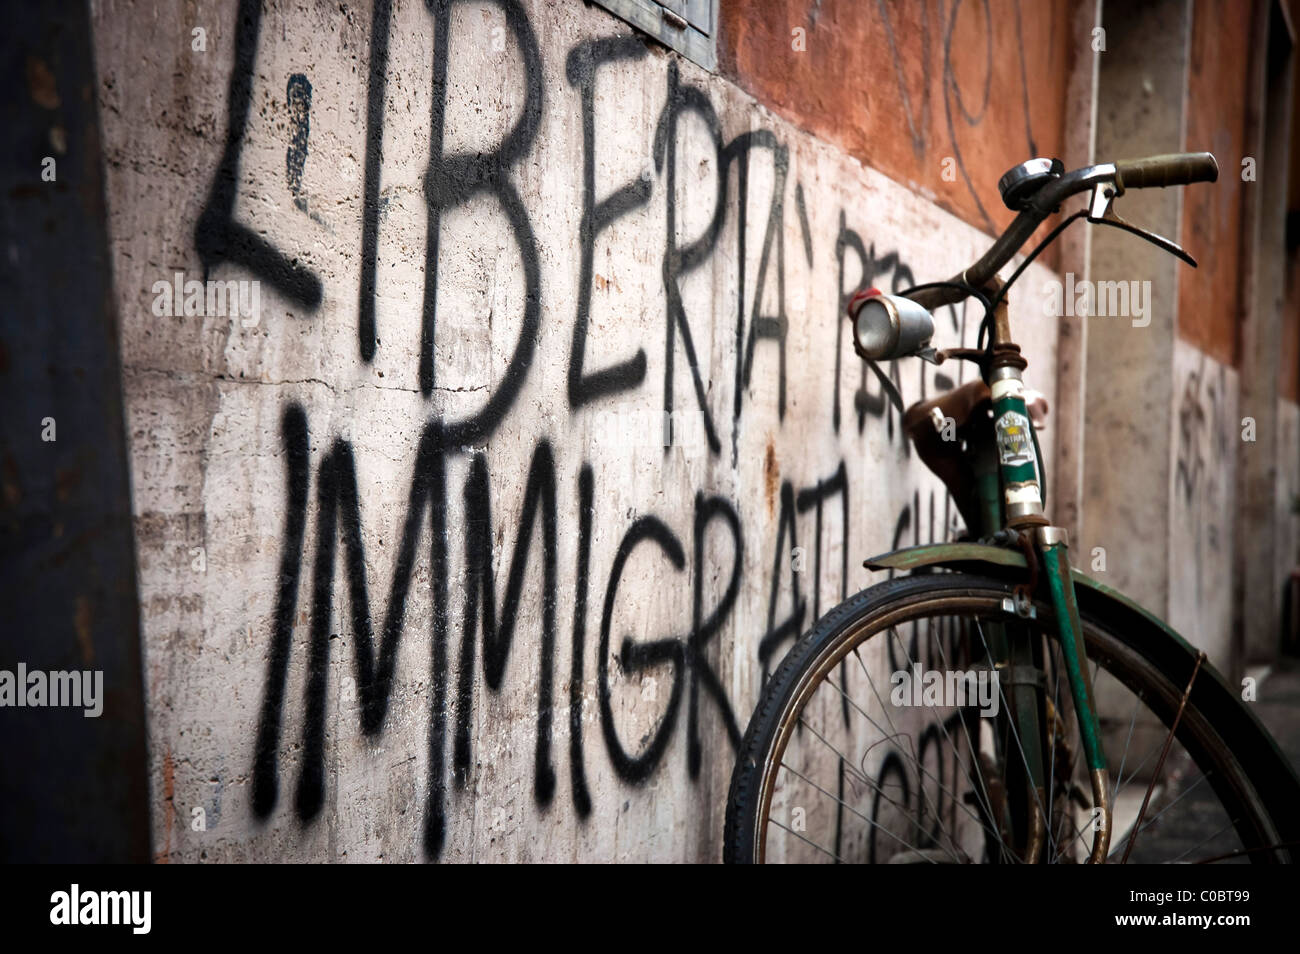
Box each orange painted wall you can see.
[718,0,1073,238]
[1177,0,1251,368]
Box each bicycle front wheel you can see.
[724,572,1300,864]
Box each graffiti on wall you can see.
[169,0,1016,860]
[1175,355,1229,562]
[1170,344,1236,655]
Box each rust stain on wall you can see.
[155,749,174,864]
[764,438,779,518]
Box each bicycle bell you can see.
[997,157,1065,210]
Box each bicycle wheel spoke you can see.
[973,618,1056,857]
[1110,690,1143,804]
[766,816,846,863]
[1112,736,1162,810]
[883,627,1015,853]
[1119,652,1206,863]
[819,676,1008,852]
[794,709,959,851]
[845,630,1011,861]
[795,716,875,789]
[1045,642,1065,863]
[1108,771,1213,860]
[925,629,1017,862]
[1168,817,1240,865]
[785,721,939,861]
[841,636,959,860]
[779,758,960,863]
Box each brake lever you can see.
[1086,183,1197,267]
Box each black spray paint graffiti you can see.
[757,462,853,729]
[887,488,961,674]
[566,36,651,409]
[859,707,976,862]
[252,405,749,855]
[457,443,559,806]
[655,61,726,454]
[728,130,790,436]
[1175,357,1230,603]
[759,479,806,683]
[285,74,312,213]
[1176,358,1229,515]
[757,463,851,682]
[421,0,544,441]
[201,0,966,858]
[195,0,322,308]
[598,492,744,781]
[357,0,394,363]
[252,412,455,852]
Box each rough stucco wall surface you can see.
[1177,0,1248,368]
[719,0,1071,239]
[1167,339,1238,662]
[92,0,1058,861]
[1276,401,1300,612]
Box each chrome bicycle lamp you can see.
[850,289,935,361]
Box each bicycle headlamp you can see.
[850,289,935,361]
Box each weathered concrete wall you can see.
[1080,0,1187,623]
[1275,400,1300,625]
[1081,0,1300,672]
[92,0,1057,861]
[1168,340,1238,663]
[1221,0,1298,667]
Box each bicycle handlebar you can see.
[905,151,1217,311]
[1114,152,1218,191]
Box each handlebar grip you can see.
[1114,152,1218,191]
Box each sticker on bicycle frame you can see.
[995,411,1036,467]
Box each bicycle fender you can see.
[866,542,1202,651]
[867,543,1186,645]
[864,541,1027,574]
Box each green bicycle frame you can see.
[981,341,1111,862]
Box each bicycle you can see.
[724,152,1300,864]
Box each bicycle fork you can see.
[985,299,1111,863]
[1038,533,1111,862]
